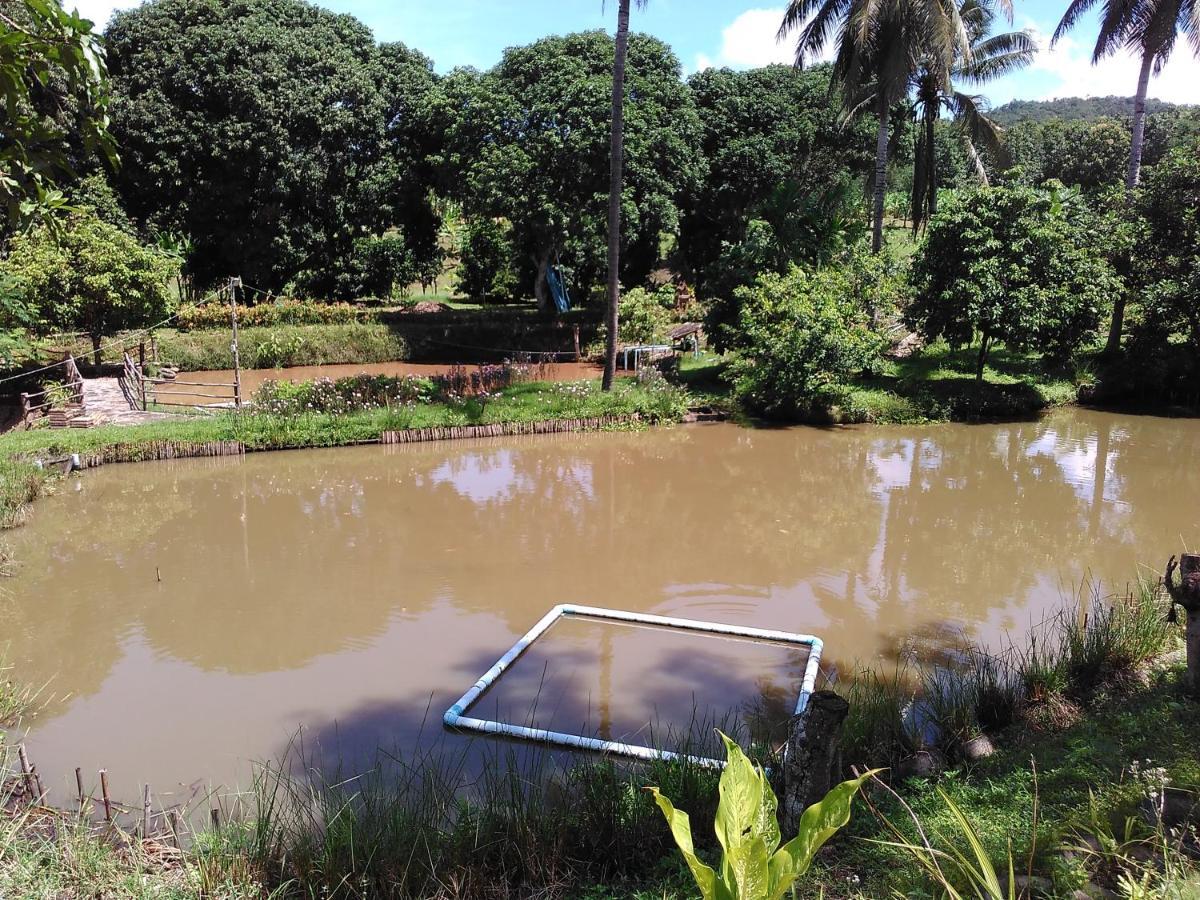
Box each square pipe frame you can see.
[443,604,824,768]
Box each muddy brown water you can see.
[150,361,605,405]
[3,409,1199,802]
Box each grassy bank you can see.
[0,378,687,528]
[840,344,1080,425]
[2,580,1195,898]
[156,322,411,371]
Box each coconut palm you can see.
[1054,0,1199,352]
[602,0,646,391]
[910,0,1036,233]
[780,0,971,252]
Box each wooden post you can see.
[142,784,152,839]
[75,767,86,816]
[781,691,849,838]
[16,744,35,801]
[210,807,221,833]
[229,276,242,409]
[573,325,581,362]
[100,769,112,823]
[1165,554,1200,695]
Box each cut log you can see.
[781,690,849,837]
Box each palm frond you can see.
[956,32,1037,82]
[1053,0,1102,45]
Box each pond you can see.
[3,410,1198,802]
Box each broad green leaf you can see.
[649,787,723,900]
[715,732,779,859]
[773,770,877,883]
[725,832,771,900]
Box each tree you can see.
[780,0,969,252]
[0,0,115,229]
[909,0,1035,232]
[436,32,700,310]
[680,65,874,290]
[457,218,517,302]
[908,184,1117,379]
[1054,0,1200,352]
[602,0,645,392]
[104,0,439,293]
[0,210,179,365]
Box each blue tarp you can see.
[547,266,571,314]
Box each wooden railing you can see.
[121,352,237,411]
[16,355,86,428]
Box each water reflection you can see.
[3,410,1198,795]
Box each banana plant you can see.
[648,732,876,900]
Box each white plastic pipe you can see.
[443,604,824,767]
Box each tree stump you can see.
[782,690,849,837]
[1165,554,1200,695]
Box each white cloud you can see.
[693,7,816,72]
[1022,19,1200,104]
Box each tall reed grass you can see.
[841,580,1178,770]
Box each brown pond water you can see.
[3,409,1199,802]
[150,361,604,405]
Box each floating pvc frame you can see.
[443,604,824,767]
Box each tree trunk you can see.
[782,691,849,837]
[871,96,891,254]
[91,333,102,370]
[1105,49,1155,356]
[532,249,552,310]
[926,112,938,219]
[975,333,990,382]
[602,0,631,392]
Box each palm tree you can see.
[1054,0,1199,352]
[910,0,1036,233]
[602,0,646,392]
[780,0,971,253]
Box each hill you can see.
[990,96,1188,125]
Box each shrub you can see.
[727,266,886,419]
[618,285,676,344]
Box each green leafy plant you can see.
[727,265,887,419]
[648,732,874,900]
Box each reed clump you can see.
[841,580,1179,771]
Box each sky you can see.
[75,0,1200,108]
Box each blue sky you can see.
[83,0,1199,106]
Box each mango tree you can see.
[1,210,179,366]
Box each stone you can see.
[895,749,946,780]
[958,734,996,763]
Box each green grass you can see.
[840,342,1080,425]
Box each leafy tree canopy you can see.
[0,208,179,362]
[104,0,439,294]
[909,183,1119,377]
[434,30,702,306]
[680,64,874,284]
[990,95,1188,125]
[0,0,115,230]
